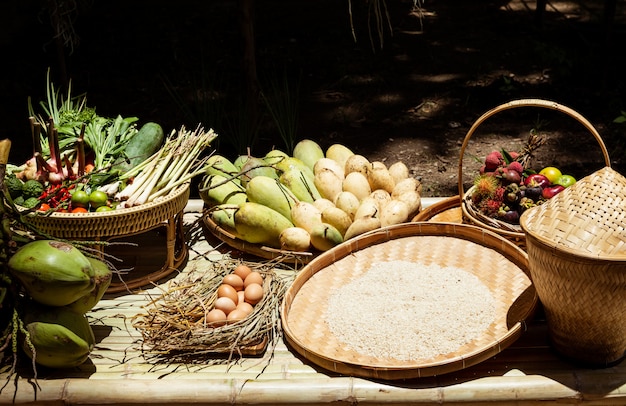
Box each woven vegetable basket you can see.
[520,167,626,366]
[22,184,190,292]
[281,222,538,380]
[458,99,611,248]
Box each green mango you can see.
[234,202,294,248]
[245,175,298,222]
[199,174,247,206]
[205,155,241,185]
[293,139,325,171]
[279,168,322,203]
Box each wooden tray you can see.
[281,222,538,380]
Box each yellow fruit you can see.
[234,202,293,248]
[539,166,562,183]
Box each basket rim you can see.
[22,183,190,219]
[461,187,525,237]
[280,221,537,380]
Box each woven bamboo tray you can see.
[202,211,315,264]
[281,222,538,380]
[458,99,611,248]
[412,196,462,223]
[22,185,191,292]
[520,166,626,366]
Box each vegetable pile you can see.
[11,73,217,213]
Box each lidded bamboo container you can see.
[520,167,626,366]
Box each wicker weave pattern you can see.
[282,222,537,380]
[23,185,190,239]
[520,167,626,365]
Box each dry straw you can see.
[520,166,626,366]
[458,99,611,249]
[133,256,292,365]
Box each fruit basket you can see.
[281,222,538,380]
[520,166,626,366]
[22,184,190,292]
[458,99,611,248]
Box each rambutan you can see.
[484,151,503,170]
[473,174,499,198]
[479,198,503,217]
[507,161,523,174]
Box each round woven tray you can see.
[281,222,538,380]
[23,185,190,240]
[412,196,462,223]
[458,99,612,247]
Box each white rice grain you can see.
[325,260,496,361]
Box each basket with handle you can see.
[458,99,612,248]
[520,167,626,366]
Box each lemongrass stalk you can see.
[126,149,174,206]
[148,165,207,201]
[115,168,152,201]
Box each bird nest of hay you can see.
[132,256,294,364]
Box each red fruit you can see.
[508,151,520,160]
[484,151,503,170]
[524,173,550,188]
[507,161,523,174]
[542,184,565,199]
[501,169,521,184]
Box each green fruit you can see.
[292,139,325,171]
[208,204,240,233]
[89,190,108,209]
[239,156,279,188]
[245,175,299,222]
[205,155,241,185]
[279,167,322,203]
[66,257,113,313]
[71,190,90,209]
[234,202,294,248]
[22,304,95,368]
[199,174,247,206]
[309,223,343,251]
[8,240,95,307]
[554,174,576,188]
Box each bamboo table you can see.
[1,199,624,405]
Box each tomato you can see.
[38,203,51,212]
[71,207,88,213]
[89,190,109,209]
[554,174,576,188]
[71,190,90,208]
[539,166,562,184]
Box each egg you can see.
[244,283,264,305]
[233,264,252,281]
[217,284,239,304]
[223,273,245,291]
[244,271,264,288]
[214,297,237,315]
[237,290,246,305]
[205,309,227,327]
[226,308,248,323]
[236,301,254,315]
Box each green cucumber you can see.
[115,122,165,173]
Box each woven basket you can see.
[281,222,538,380]
[23,184,190,239]
[459,99,611,248]
[520,167,626,366]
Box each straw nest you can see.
[133,255,294,364]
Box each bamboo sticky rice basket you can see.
[281,222,538,380]
[458,99,611,248]
[520,167,626,366]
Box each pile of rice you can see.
[325,260,496,361]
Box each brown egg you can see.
[226,308,248,324]
[244,271,264,288]
[237,290,246,305]
[236,301,254,315]
[217,284,239,304]
[233,264,252,281]
[214,297,237,315]
[223,273,245,291]
[205,309,227,327]
[244,283,264,305]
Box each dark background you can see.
[2,0,625,195]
